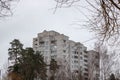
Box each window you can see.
[51,56,54,59]
[80,57,83,59]
[74,51,78,54]
[96,74,99,79]
[84,55,87,58]
[76,52,78,54]
[63,40,66,43]
[63,50,66,53]
[84,50,87,53]
[84,78,88,80]
[95,55,99,58]
[80,66,82,69]
[84,73,88,76]
[75,51,76,54]
[35,43,37,45]
[74,56,78,59]
[75,70,78,73]
[74,60,78,63]
[39,41,44,44]
[95,64,99,68]
[51,55,57,59]
[84,64,88,67]
[51,50,56,54]
[35,39,38,41]
[84,68,88,71]
[51,40,56,44]
[80,52,82,55]
[84,59,88,62]
[39,41,44,46]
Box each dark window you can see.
[35,39,38,41]
[96,64,99,68]
[51,40,56,44]
[84,68,88,71]
[95,55,99,58]
[76,52,78,54]
[84,50,87,53]
[74,60,78,63]
[84,55,88,58]
[84,64,88,67]
[51,56,54,59]
[74,51,78,54]
[74,51,76,54]
[63,40,66,43]
[84,59,88,62]
[51,55,57,59]
[84,78,88,80]
[63,50,66,53]
[51,50,56,54]
[96,74,99,78]
[75,70,78,73]
[84,73,88,76]
[80,52,82,55]
[74,56,78,59]
[39,41,44,45]
[80,57,83,59]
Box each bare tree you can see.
[55,58,70,80]
[94,43,117,80]
[55,58,84,80]
[0,0,18,18]
[54,0,120,45]
[1,63,10,80]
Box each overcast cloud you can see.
[0,0,96,68]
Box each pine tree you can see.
[49,59,58,80]
[8,39,23,64]
[8,39,47,80]
[110,73,116,80]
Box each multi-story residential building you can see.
[69,40,89,80]
[33,30,90,80]
[88,50,100,80]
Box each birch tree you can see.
[94,43,116,80]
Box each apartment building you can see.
[33,30,89,80]
[88,50,100,80]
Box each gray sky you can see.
[0,0,96,68]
